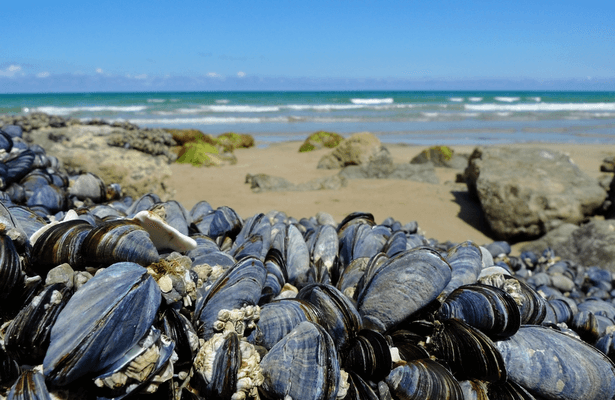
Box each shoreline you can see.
[167,141,610,254]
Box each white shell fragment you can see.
[131,210,197,252]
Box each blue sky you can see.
[2,0,614,92]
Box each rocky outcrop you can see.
[520,219,615,273]
[299,131,344,152]
[216,132,255,152]
[246,174,347,192]
[28,125,174,201]
[338,146,439,184]
[410,145,469,169]
[465,146,607,241]
[317,132,384,169]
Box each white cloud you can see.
[237,71,246,77]
[207,72,221,78]
[96,68,104,74]
[36,71,50,78]
[0,64,23,77]
[134,74,148,80]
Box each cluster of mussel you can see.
[1,127,615,400]
[0,125,121,217]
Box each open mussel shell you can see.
[193,256,266,340]
[4,283,72,366]
[494,325,615,400]
[6,369,52,400]
[248,298,321,350]
[259,321,340,400]
[43,262,161,386]
[385,358,463,400]
[437,283,521,339]
[297,283,363,355]
[426,319,507,383]
[80,219,160,267]
[356,247,452,332]
[30,219,94,274]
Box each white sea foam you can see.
[494,97,520,103]
[449,97,464,102]
[176,105,280,113]
[350,98,394,105]
[421,112,439,118]
[529,97,541,102]
[286,104,364,111]
[29,106,148,116]
[215,99,230,104]
[124,116,289,125]
[466,102,615,112]
[468,97,483,102]
[147,99,165,103]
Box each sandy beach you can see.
[167,141,611,254]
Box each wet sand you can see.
[167,142,610,254]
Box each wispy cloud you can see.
[0,65,24,77]
[36,71,51,78]
[207,72,222,78]
[237,71,246,77]
[96,68,104,74]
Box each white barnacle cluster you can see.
[94,333,178,395]
[147,252,198,307]
[213,306,260,336]
[193,330,264,400]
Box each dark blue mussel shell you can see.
[43,262,161,386]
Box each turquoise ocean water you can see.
[1,91,614,146]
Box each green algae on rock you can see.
[216,132,255,152]
[299,131,344,152]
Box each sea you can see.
[1,91,615,146]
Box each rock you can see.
[410,145,469,169]
[216,132,255,152]
[466,147,607,241]
[601,156,615,173]
[176,141,237,167]
[518,223,579,255]
[164,128,217,146]
[522,220,615,273]
[339,147,439,184]
[106,128,177,162]
[317,132,383,169]
[28,125,175,201]
[299,131,344,152]
[246,174,347,192]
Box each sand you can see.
[168,142,611,255]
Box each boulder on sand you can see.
[317,132,385,169]
[410,145,469,169]
[299,131,344,152]
[465,146,607,241]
